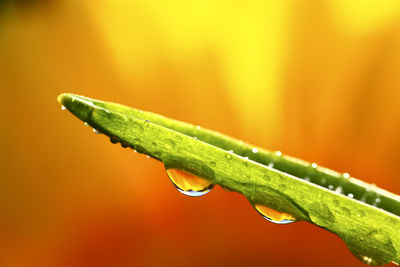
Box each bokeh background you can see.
[1,0,400,266]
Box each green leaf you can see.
[58,93,400,266]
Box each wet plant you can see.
[58,93,400,266]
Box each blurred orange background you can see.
[1,1,400,266]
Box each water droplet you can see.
[343,172,350,179]
[193,136,198,140]
[349,250,380,266]
[311,163,318,169]
[304,177,310,181]
[166,138,176,148]
[146,155,151,158]
[268,162,274,168]
[275,151,282,157]
[121,142,129,148]
[196,125,201,130]
[61,105,66,110]
[210,161,216,167]
[346,230,396,265]
[375,197,381,203]
[110,136,118,144]
[254,204,296,224]
[144,120,150,127]
[360,256,377,265]
[166,168,214,197]
[92,128,101,134]
[335,186,343,194]
[347,193,354,198]
[308,202,335,225]
[252,148,258,153]
[84,122,89,127]
[328,185,334,190]
[225,153,232,160]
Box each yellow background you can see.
[1,1,400,266]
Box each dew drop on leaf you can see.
[349,251,380,266]
[311,162,318,168]
[110,136,118,144]
[254,204,296,224]
[166,168,214,197]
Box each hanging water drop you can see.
[349,251,379,266]
[110,136,118,144]
[343,172,350,179]
[84,122,89,127]
[347,193,354,198]
[121,142,129,148]
[275,151,282,157]
[61,105,66,110]
[196,125,201,130]
[254,204,296,224]
[252,148,258,153]
[92,128,101,134]
[166,168,214,197]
